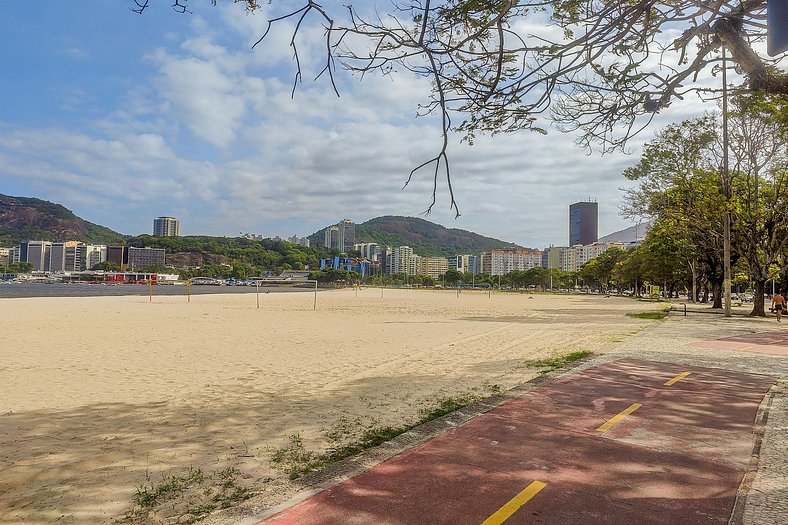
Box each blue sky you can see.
[1,1,716,247]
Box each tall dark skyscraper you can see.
[569,201,598,246]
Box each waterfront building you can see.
[128,247,166,270]
[153,216,180,237]
[107,246,129,270]
[20,241,52,272]
[0,247,9,266]
[82,245,107,270]
[569,201,598,246]
[8,246,21,264]
[49,243,67,272]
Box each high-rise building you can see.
[324,226,339,249]
[20,241,52,272]
[337,219,355,253]
[49,243,67,272]
[569,201,598,246]
[356,243,381,262]
[391,246,415,275]
[153,216,180,237]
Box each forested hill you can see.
[125,235,333,271]
[0,194,125,246]
[311,216,524,257]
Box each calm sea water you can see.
[0,282,311,299]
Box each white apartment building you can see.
[388,246,416,275]
[286,235,310,247]
[83,245,107,270]
[481,249,544,276]
[557,242,628,273]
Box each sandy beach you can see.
[0,288,662,524]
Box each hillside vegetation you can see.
[0,194,125,246]
[311,216,523,257]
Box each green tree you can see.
[91,261,121,272]
[5,261,34,274]
[442,269,464,286]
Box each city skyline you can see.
[0,3,724,248]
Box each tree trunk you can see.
[750,279,766,317]
[711,279,723,308]
[690,261,697,303]
[701,280,710,303]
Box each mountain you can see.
[311,216,525,257]
[0,194,126,246]
[598,221,652,244]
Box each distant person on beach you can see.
[771,293,786,322]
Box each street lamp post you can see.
[722,45,732,317]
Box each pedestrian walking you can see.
[771,292,786,322]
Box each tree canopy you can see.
[133,1,786,214]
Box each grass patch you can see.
[522,350,594,374]
[272,386,503,480]
[626,311,669,320]
[115,466,254,525]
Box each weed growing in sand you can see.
[626,311,669,320]
[272,389,501,480]
[522,350,594,374]
[115,466,254,525]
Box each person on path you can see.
[771,292,786,322]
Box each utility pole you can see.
[722,45,732,317]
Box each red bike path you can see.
[257,357,777,525]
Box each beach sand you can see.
[0,288,660,524]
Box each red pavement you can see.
[258,359,776,525]
[690,329,788,355]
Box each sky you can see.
[0,1,731,248]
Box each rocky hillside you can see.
[311,215,524,257]
[0,194,125,246]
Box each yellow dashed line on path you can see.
[481,480,547,525]
[596,403,642,433]
[664,371,692,386]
